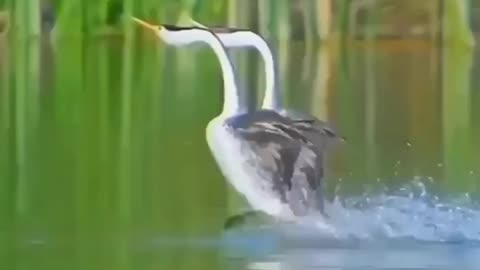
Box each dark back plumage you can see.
[224,109,326,215]
[282,109,344,150]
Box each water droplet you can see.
[437,163,443,167]
[406,142,412,147]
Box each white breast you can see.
[205,117,294,219]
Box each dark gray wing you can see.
[231,120,303,201]
[280,108,345,147]
[226,111,324,214]
[292,119,340,139]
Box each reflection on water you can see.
[0,31,480,269]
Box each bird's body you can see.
[208,109,323,218]
[188,21,344,215]
[133,18,331,219]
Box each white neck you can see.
[160,28,245,117]
[214,31,279,110]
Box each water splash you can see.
[225,179,480,247]
[321,191,480,243]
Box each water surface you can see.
[0,33,480,269]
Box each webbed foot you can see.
[223,210,271,230]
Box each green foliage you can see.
[14,0,40,37]
[443,0,475,47]
[1,0,476,43]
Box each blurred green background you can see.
[0,0,480,269]
[0,0,478,42]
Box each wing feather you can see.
[228,113,323,211]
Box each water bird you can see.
[189,19,344,150]
[132,18,331,220]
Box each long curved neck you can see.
[250,35,279,111]
[219,32,279,111]
[209,35,244,117]
[165,29,245,117]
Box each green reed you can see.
[443,0,474,47]
[14,0,40,37]
[0,33,12,269]
[97,36,112,222]
[119,0,134,232]
[13,34,28,218]
[0,9,10,35]
[52,34,86,251]
[301,0,332,42]
[442,46,475,192]
[54,0,84,36]
[0,37,9,129]
[9,33,40,247]
[5,0,475,46]
[73,39,91,270]
[364,41,378,180]
[310,45,331,121]
[316,0,332,40]
[338,0,352,37]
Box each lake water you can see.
[1,33,480,269]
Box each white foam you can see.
[283,178,480,243]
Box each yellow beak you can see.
[132,17,160,33]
